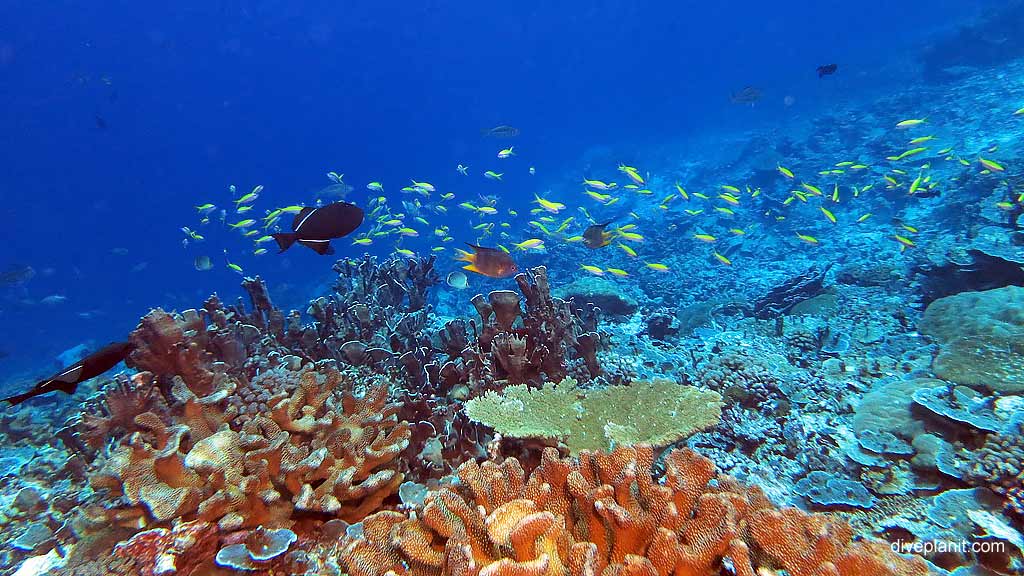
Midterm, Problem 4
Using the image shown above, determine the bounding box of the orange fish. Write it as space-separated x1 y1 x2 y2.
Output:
455 244 519 278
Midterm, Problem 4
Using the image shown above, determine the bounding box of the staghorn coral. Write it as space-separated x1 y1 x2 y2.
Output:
340 445 932 576
464 377 722 454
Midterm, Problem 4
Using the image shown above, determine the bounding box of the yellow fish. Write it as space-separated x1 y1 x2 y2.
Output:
893 235 916 248
606 268 629 277
979 157 1005 172
800 183 822 196
896 118 927 129
675 183 690 200
777 165 795 179
645 262 670 272
617 243 638 257
713 252 731 266
693 233 716 243
534 194 566 213
909 175 923 195
820 207 836 224
796 233 819 245
582 179 617 191
580 265 604 276
514 239 545 250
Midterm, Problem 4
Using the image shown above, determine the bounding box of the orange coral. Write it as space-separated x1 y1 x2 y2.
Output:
341 446 931 576
127 309 217 395
90 363 411 530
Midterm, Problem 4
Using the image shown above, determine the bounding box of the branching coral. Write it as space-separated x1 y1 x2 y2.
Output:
465 377 722 454
340 445 931 576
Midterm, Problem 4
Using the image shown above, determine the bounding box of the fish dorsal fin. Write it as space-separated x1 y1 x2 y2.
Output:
293 207 316 231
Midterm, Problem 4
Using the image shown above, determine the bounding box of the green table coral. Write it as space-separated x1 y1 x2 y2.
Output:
464 377 722 454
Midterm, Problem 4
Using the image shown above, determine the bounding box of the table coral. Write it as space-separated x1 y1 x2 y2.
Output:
340 445 931 576
464 377 722 454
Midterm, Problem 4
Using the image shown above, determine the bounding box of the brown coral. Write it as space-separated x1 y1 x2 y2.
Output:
90 363 411 529
341 445 931 576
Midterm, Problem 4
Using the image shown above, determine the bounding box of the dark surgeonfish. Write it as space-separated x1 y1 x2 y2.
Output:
730 86 761 105
481 125 520 138
582 222 614 249
0 265 35 287
272 201 364 255
817 63 838 78
454 244 518 278
2 341 133 406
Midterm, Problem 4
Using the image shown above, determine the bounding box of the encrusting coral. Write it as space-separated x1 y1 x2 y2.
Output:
340 444 931 576
464 377 723 454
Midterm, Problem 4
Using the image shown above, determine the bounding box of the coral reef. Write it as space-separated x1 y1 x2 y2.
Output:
84 358 410 532
464 377 722 454
340 445 931 576
552 275 639 316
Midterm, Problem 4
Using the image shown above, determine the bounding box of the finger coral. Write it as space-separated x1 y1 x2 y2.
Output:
340 445 930 576
465 377 722 454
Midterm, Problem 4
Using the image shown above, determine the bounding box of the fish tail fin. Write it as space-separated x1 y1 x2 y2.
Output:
454 248 474 264
2 391 32 406
272 233 298 253
462 264 482 274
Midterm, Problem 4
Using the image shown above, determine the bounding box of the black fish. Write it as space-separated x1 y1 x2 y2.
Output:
272 201 364 255
2 341 132 406
816 64 838 78
481 125 520 138
0 265 35 287
582 222 614 249
730 86 761 105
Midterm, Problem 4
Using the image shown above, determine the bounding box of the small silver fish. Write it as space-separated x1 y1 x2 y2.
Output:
446 271 469 290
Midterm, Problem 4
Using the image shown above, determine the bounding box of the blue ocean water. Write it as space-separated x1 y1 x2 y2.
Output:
2 3 1024 574
0 0 994 378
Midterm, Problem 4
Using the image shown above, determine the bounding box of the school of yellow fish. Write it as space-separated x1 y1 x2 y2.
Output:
184 110 1021 278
